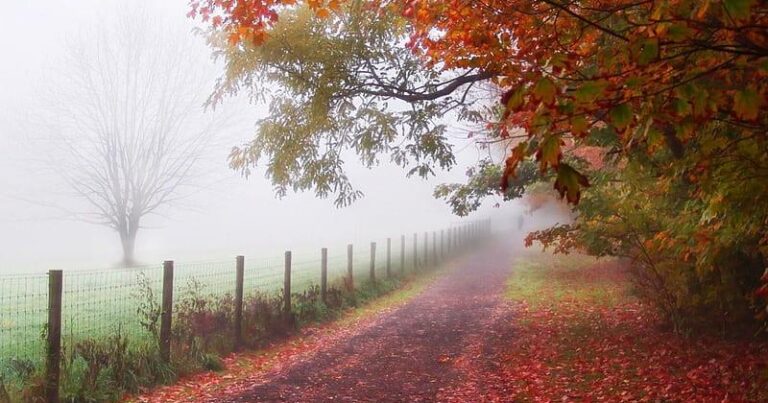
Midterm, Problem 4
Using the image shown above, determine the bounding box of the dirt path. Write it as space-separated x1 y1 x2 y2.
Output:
212 240 519 402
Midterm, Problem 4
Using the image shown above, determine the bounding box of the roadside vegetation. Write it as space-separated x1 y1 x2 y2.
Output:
0 270 435 402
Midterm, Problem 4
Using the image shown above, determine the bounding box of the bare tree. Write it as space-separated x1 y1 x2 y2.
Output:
40 8 225 265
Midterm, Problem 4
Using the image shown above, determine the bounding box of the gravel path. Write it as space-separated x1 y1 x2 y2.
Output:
215 240 519 402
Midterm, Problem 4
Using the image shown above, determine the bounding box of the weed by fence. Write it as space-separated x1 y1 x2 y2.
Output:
0 219 491 402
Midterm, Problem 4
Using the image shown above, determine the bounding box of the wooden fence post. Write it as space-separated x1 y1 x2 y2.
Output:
370 242 376 282
440 229 445 260
400 235 405 275
284 251 292 321
347 244 354 290
413 233 418 271
160 261 174 363
455 227 460 249
234 256 245 351
321 248 328 304
46 270 62 403
433 232 437 265
386 238 391 278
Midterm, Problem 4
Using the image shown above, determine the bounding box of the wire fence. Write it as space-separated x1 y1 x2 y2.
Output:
0 220 490 388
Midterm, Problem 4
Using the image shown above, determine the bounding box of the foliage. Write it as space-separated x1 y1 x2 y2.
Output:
241 291 289 348
204 1 491 206
171 278 236 374
527 125 767 332
434 159 539 216
191 0 768 331
59 332 173 402
133 272 162 337
193 0 767 201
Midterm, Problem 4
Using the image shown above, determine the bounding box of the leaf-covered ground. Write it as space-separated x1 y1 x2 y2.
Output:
469 252 768 402
129 242 767 402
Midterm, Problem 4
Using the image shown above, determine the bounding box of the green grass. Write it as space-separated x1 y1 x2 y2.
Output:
505 252 631 308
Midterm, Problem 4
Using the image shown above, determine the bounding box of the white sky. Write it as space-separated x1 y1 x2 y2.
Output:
0 0 521 273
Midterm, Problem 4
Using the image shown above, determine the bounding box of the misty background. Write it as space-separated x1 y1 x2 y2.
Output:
0 0 538 274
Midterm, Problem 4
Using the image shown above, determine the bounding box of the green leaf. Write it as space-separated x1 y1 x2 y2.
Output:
553 163 590 204
504 86 526 112
574 80 607 105
667 23 692 42
571 115 588 136
734 88 761 120
610 104 632 130
723 0 755 21
635 38 659 66
533 77 557 105
673 98 692 117
535 134 562 171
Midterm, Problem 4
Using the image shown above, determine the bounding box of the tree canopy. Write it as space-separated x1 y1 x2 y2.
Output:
206 2 490 206
191 0 768 330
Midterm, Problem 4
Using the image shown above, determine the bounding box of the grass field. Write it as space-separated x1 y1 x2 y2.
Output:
0 240 421 381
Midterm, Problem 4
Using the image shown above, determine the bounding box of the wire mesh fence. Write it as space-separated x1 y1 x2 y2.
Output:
61 266 164 349
0 273 48 380
0 220 490 395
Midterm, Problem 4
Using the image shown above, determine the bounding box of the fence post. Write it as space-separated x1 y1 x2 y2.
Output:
386 238 391 278
160 261 174 363
234 255 245 351
413 233 418 271
370 242 376 282
284 251 292 321
46 270 62 403
400 235 405 275
321 248 328 304
455 227 460 249
347 244 354 290
441 229 445 261
433 232 438 265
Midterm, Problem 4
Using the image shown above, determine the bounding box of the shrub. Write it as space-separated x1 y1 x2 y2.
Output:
171 278 235 374
56 329 173 402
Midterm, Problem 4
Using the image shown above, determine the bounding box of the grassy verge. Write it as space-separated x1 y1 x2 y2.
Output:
505 252 632 308
499 251 767 401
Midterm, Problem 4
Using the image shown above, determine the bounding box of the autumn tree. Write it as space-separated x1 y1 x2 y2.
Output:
205 1 494 206
192 0 768 328
45 10 224 265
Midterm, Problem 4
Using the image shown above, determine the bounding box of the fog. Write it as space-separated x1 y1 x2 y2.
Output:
0 0 535 274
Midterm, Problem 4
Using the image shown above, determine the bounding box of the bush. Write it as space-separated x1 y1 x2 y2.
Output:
171 278 235 374
59 331 172 402
528 136 767 335
241 291 287 349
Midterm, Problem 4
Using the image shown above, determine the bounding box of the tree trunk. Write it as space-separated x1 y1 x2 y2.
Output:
120 234 136 267
119 222 139 266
